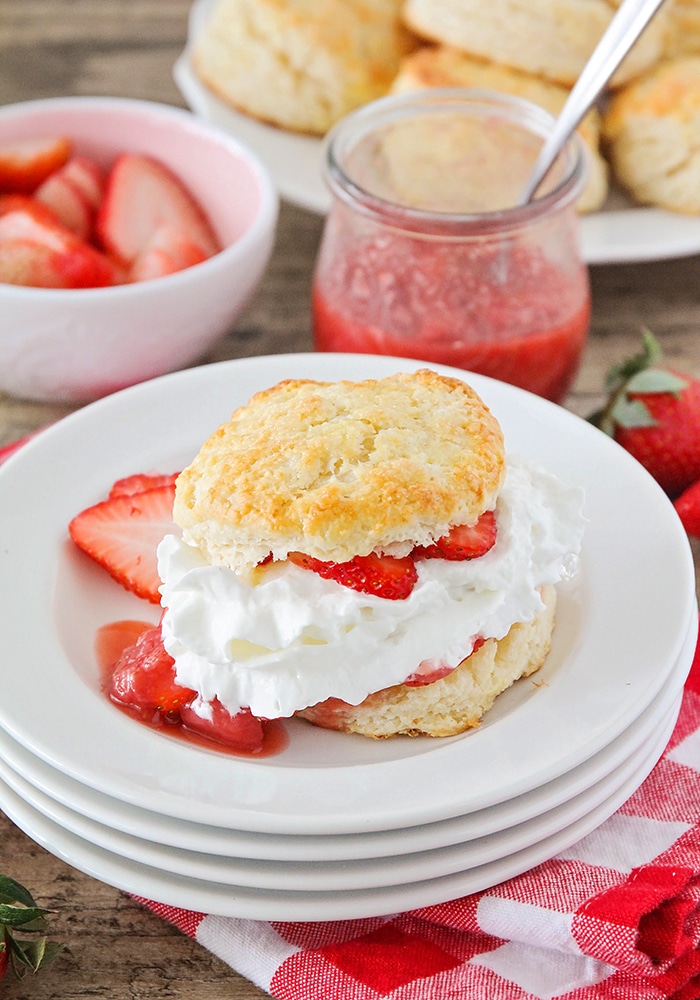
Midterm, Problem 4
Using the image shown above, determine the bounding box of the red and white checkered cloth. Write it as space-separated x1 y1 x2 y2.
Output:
133 625 700 1000
4 435 700 999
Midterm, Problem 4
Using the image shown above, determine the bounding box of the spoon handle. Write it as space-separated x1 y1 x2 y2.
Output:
520 0 667 204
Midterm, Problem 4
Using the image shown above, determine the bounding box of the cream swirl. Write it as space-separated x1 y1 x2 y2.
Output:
158 457 584 720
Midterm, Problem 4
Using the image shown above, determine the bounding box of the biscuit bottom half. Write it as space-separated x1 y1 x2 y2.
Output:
297 585 556 739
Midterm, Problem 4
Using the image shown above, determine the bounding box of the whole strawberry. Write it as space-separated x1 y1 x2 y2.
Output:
0 874 62 981
589 330 700 497
674 479 700 538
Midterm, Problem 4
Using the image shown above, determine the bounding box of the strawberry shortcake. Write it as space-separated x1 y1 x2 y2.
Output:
153 369 584 740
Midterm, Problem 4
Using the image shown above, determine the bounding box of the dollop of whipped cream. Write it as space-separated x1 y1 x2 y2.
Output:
158 457 585 720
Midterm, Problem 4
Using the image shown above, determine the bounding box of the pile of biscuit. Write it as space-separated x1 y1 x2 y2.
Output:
192 0 700 215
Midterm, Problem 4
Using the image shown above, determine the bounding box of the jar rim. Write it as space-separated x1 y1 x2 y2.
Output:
323 88 587 236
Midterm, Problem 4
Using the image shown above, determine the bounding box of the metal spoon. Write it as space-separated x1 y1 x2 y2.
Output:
520 0 668 204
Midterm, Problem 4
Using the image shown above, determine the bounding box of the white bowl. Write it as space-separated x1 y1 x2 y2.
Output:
0 97 278 403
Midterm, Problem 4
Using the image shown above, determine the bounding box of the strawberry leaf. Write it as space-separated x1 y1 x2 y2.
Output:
0 875 35 907
625 368 688 395
7 936 62 975
605 328 661 391
610 395 657 429
0 874 63 980
0 904 48 927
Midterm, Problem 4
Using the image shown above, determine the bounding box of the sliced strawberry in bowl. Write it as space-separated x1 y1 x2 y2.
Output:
59 155 105 210
0 193 61 225
289 550 418 600
34 170 93 240
0 207 121 288
68 482 176 604
128 224 209 282
0 135 72 193
0 240 72 288
96 153 220 265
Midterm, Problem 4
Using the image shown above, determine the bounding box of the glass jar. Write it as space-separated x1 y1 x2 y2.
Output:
312 89 590 402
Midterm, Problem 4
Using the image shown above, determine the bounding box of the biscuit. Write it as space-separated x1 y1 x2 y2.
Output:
602 56 700 214
665 0 700 57
299 585 557 737
191 0 416 135
174 370 506 572
401 0 670 89
391 45 609 213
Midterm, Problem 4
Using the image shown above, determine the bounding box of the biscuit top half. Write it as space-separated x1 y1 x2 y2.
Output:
173 369 506 571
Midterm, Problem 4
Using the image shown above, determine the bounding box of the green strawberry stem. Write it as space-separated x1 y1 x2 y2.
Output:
0 874 62 980
589 329 688 436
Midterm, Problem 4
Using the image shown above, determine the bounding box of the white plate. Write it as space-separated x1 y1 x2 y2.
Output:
174 0 700 266
0 354 695 835
1 610 694 862
0 354 695 832
0 694 680 892
0 716 677 920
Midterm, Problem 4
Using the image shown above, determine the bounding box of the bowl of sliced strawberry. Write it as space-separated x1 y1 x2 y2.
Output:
0 96 278 403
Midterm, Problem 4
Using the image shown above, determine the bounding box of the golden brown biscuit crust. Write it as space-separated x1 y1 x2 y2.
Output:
174 369 506 571
191 0 416 136
602 56 700 214
401 0 669 89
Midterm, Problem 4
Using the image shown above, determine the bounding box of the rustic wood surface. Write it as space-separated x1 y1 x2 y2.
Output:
1 2 699 997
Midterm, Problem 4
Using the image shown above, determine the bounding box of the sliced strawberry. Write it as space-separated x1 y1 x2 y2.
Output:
109 471 179 498
96 153 220 265
68 483 176 603
289 550 418 600
179 699 264 753
60 156 105 210
0 136 72 193
404 637 486 686
403 661 456 687
129 224 209 282
35 171 93 239
0 240 72 288
110 625 195 714
0 208 120 288
414 511 497 561
95 619 153 676
0 192 60 225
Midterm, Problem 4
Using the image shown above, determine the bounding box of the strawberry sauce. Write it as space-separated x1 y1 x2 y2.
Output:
95 620 288 758
312 238 590 403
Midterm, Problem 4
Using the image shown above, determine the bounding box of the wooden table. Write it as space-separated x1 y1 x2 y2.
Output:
1 4 699 997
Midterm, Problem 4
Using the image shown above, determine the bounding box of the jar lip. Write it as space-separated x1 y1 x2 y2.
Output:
323 87 587 234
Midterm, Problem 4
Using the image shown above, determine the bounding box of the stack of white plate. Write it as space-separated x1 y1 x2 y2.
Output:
0 355 696 921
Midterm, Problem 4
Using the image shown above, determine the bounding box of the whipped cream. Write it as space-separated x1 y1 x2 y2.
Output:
158 457 585 720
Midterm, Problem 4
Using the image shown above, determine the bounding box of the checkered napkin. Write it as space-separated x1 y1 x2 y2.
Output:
131 626 700 1000
3 435 700 999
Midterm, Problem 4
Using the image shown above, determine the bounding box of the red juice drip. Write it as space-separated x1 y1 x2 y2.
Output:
95 620 289 759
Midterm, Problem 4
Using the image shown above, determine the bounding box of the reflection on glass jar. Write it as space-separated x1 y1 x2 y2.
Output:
312 89 591 403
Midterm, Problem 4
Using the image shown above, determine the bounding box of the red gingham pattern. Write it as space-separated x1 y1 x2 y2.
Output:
4 434 700 999
136 626 700 1000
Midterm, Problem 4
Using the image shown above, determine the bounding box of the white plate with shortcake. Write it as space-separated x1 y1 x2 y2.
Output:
0 352 696 918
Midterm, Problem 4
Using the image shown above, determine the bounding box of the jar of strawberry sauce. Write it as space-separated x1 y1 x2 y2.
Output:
312 89 590 402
